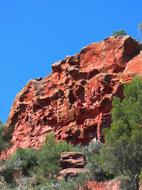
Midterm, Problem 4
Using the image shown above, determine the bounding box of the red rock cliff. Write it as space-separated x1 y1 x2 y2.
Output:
2 35 142 157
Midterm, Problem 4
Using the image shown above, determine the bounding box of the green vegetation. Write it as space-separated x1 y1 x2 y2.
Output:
0 133 81 189
0 77 142 189
0 122 13 152
5 148 37 176
34 174 89 190
112 30 127 37
100 77 142 190
138 22 142 31
34 132 74 182
138 22 142 42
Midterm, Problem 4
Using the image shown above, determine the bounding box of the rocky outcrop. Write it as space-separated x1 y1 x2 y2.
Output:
86 180 121 190
123 51 142 75
60 152 86 169
86 180 142 190
58 151 87 180
58 168 87 180
1 35 142 158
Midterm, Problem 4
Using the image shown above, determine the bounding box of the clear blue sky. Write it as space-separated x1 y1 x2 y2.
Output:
0 0 142 123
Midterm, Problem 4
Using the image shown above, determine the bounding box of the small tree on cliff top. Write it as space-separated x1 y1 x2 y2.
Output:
100 77 142 190
138 22 142 42
112 30 127 37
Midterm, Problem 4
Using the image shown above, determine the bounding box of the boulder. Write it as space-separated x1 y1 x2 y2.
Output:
58 168 87 180
60 152 86 169
58 151 87 180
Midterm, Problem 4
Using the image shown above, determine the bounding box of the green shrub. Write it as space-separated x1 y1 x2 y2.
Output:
1 132 98 189
0 122 8 152
0 121 14 152
112 30 127 37
36 132 73 180
82 141 113 181
116 175 132 190
100 77 142 190
36 174 89 190
5 148 37 176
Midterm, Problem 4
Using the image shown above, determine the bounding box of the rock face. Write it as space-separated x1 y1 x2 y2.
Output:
58 151 87 180
2 35 142 158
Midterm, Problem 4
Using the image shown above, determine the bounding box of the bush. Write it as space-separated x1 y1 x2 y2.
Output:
2 132 75 187
4 147 37 183
112 30 127 37
0 121 14 152
36 174 89 190
0 122 8 152
100 77 142 190
35 132 74 180
82 140 102 156
82 141 113 181
117 175 132 190
2 132 104 189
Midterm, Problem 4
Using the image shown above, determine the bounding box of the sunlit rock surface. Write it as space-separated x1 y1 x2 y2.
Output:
1 35 142 159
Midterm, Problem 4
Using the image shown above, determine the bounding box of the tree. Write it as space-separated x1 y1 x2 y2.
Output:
36 132 73 180
6 148 38 174
0 122 10 152
112 30 127 37
138 23 142 31
100 77 142 190
138 22 142 42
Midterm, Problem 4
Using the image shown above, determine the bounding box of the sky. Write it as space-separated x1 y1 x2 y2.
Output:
0 0 142 123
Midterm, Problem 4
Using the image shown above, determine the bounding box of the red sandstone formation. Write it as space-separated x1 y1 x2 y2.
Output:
58 152 86 180
1 35 142 158
86 180 142 190
60 152 86 169
86 180 121 190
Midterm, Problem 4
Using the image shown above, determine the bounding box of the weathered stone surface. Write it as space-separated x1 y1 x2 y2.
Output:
86 179 121 190
124 51 142 75
60 152 86 169
58 151 86 180
1 35 142 158
86 180 142 190
58 168 87 180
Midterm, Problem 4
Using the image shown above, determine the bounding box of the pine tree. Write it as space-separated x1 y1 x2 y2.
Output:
100 77 142 190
